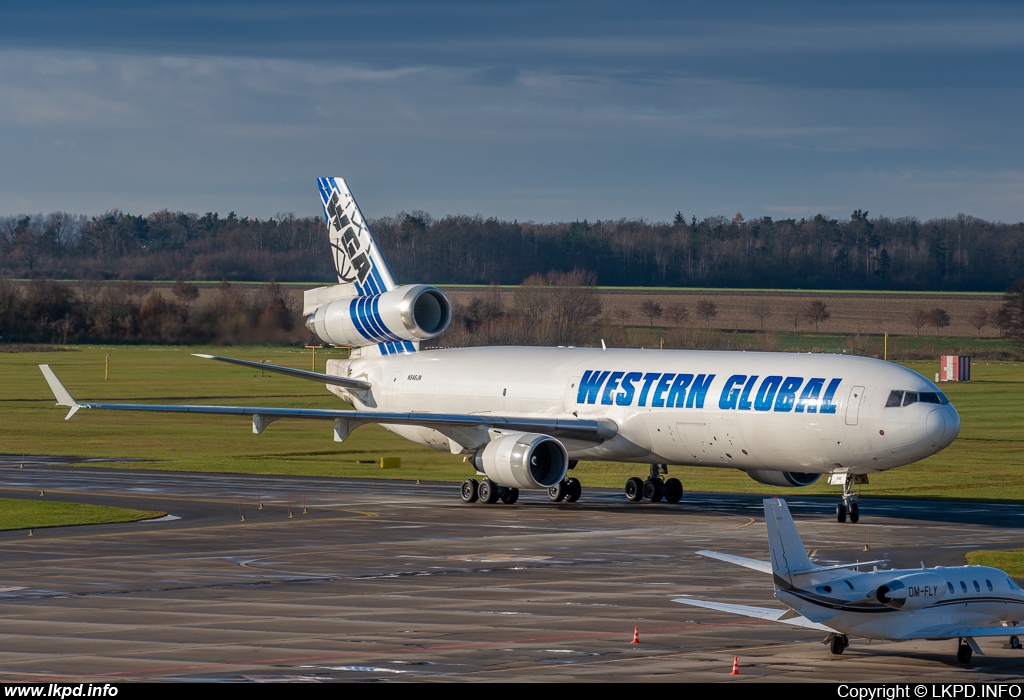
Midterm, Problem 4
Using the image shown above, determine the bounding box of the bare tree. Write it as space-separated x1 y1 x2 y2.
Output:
696 299 718 329
910 307 928 336
548 269 601 345
803 300 830 332
926 307 951 335
639 299 663 327
751 299 773 331
969 307 989 338
666 303 688 326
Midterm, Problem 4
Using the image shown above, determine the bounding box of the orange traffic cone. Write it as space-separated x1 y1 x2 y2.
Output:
730 656 739 675
631 626 640 643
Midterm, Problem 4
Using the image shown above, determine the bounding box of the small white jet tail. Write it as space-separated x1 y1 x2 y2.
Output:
764 498 814 581
317 177 397 296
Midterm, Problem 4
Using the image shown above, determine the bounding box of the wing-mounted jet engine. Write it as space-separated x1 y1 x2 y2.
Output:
463 432 571 505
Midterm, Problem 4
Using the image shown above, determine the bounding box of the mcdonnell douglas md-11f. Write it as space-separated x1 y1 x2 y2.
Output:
40 178 960 522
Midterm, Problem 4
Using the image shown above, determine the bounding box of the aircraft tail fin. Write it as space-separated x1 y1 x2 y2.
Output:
764 498 814 580
317 177 397 296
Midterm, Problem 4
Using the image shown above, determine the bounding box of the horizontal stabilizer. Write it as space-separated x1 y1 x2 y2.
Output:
192 354 371 392
672 597 834 632
696 550 773 575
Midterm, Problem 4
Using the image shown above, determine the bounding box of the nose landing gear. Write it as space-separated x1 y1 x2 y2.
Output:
829 472 866 523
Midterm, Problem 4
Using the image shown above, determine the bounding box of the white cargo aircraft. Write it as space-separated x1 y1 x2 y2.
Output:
674 498 1024 663
40 178 960 521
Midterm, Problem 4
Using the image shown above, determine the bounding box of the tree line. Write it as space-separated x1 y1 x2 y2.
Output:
1 208 1022 292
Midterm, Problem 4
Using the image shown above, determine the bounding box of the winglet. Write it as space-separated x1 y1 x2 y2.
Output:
38 365 82 420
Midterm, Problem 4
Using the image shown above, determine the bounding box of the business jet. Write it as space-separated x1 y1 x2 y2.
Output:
674 498 1024 663
39 178 960 522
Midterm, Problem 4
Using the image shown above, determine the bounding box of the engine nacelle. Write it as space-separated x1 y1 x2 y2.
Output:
745 470 821 487
875 572 947 610
472 433 568 489
305 284 451 347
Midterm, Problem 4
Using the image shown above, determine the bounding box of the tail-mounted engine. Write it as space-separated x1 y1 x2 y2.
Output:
305 283 451 348
472 433 569 490
745 470 821 487
875 572 947 610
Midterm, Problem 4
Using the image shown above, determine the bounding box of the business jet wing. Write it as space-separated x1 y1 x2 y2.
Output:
39 365 617 448
672 597 835 632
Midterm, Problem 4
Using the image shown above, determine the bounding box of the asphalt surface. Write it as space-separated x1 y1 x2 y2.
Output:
0 455 1023 682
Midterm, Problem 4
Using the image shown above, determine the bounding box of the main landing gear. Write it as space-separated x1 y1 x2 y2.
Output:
830 472 863 524
547 477 582 503
461 478 519 505
624 465 683 504
957 638 973 665
828 633 849 655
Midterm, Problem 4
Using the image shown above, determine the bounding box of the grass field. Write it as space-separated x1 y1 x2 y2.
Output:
3 344 1022 503
0 498 162 531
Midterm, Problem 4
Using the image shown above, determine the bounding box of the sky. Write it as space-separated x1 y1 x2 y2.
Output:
2 1 1023 224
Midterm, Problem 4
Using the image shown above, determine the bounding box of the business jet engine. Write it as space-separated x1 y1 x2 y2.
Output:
472 432 569 489
745 470 821 487
305 284 451 347
875 572 947 610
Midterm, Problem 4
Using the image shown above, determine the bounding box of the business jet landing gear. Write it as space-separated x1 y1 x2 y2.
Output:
624 465 683 504
828 634 849 655
830 472 862 524
1010 635 1021 650
462 478 519 505
957 638 973 664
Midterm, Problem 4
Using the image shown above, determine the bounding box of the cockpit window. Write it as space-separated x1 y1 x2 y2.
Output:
887 390 950 408
1008 578 1021 591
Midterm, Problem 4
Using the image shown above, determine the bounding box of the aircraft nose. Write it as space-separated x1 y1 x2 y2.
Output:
926 409 945 445
926 405 961 447
944 404 961 444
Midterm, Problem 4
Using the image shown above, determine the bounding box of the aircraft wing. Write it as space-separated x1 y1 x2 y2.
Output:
696 550 773 575
39 365 617 448
672 597 835 632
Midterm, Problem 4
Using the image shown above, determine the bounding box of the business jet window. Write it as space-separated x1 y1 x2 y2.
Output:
974 580 981 592
961 581 968 593
987 580 993 591
947 582 954 594
1008 578 1021 591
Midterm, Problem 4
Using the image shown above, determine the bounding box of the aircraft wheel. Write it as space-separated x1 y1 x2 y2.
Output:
957 641 972 664
479 479 500 504
643 478 664 502
624 477 644 502
829 635 847 655
460 478 479 503
836 503 847 523
564 478 582 503
849 502 860 524
1011 635 1021 649
664 478 683 504
500 487 519 505
548 481 567 502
